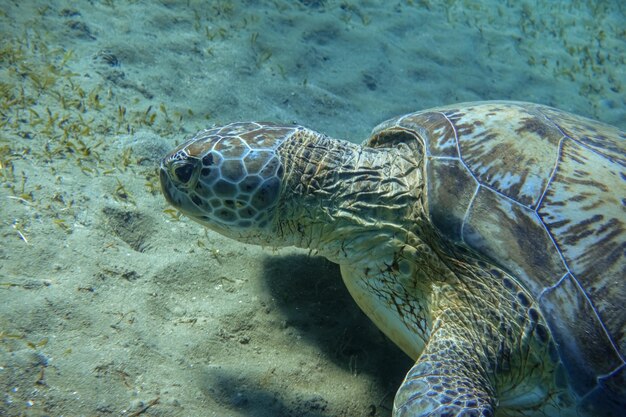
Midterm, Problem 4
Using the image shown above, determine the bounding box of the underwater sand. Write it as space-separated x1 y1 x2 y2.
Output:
0 1 624 416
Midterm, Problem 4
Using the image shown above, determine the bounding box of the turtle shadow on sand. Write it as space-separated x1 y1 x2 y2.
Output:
260 254 411 382
203 254 412 417
200 369 336 417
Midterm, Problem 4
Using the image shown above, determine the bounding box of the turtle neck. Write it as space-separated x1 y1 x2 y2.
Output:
276 130 424 264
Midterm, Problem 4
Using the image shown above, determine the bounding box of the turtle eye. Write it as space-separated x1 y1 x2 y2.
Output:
173 162 194 184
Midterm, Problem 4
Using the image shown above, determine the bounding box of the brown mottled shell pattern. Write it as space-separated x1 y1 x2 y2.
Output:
366 101 625 401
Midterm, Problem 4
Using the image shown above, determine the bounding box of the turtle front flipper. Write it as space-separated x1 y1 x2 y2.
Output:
390 252 570 417
393 322 496 417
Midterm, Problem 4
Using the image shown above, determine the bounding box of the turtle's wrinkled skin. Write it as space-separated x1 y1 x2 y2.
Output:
160 101 625 417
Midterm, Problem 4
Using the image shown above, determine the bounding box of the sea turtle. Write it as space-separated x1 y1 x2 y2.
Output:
159 101 625 417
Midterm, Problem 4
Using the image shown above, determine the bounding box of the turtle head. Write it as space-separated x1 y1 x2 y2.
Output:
161 121 420 257
160 122 304 244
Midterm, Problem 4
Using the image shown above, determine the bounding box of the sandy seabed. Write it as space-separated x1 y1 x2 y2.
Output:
1 1 624 416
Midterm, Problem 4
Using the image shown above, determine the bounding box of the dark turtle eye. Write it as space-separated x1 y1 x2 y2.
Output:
174 163 194 184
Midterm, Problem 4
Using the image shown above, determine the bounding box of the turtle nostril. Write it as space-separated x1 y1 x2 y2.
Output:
174 163 194 184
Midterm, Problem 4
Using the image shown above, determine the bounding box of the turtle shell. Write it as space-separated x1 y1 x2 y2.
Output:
365 101 625 410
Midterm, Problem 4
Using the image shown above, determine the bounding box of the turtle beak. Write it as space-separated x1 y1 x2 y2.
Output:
159 165 176 206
